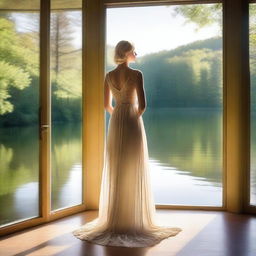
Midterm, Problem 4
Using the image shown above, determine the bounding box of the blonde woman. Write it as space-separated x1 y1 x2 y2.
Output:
72 40 182 247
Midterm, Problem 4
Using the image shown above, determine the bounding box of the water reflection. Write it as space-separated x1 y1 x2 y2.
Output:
0 123 82 226
150 159 222 206
0 108 225 226
144 108 223 184
51 123 82 210
0 126 39 226
144 108 223 206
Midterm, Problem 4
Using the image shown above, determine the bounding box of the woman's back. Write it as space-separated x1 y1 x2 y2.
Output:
108 67 138 91
107 68 139 106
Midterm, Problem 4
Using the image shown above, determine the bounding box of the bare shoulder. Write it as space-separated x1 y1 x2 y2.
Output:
131 69 143 85
129 68 142 75
105 71 110 79
105 70 116 80
106 70 113 76
128 69 142 83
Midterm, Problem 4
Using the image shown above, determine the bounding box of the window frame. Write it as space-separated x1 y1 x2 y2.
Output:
0 0 254 237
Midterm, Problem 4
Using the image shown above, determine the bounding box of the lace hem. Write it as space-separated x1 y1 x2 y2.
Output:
72 219 182 248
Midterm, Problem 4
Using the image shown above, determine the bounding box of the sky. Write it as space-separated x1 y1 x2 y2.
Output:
106 5 221 57
12 4 221 57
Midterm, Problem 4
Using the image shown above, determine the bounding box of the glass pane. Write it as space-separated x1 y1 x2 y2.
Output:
50 4 82 211
0 3 40 226
0 0 81 10
250 4 256 206
106 4 223 206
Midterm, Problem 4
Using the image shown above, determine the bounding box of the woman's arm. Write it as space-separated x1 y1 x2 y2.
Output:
135 71 146 117
104 74 114 115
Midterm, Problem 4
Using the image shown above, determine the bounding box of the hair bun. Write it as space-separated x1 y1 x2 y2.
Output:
114 40 135 64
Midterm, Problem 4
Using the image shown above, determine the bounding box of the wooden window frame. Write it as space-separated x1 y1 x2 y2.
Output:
0 0 254 237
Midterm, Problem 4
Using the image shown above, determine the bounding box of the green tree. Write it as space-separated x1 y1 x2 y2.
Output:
50 11 82 99
132 43 222 108
172 4 222 31
0 17 36 115
173 4 256 110
0 12 83 126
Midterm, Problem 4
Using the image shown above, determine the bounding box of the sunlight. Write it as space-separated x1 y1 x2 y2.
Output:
148 213 217 255
107 5 220 56
0 223 78 255
26 245 73 256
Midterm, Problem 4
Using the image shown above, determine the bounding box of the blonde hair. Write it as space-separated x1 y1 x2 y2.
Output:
114 40 135 64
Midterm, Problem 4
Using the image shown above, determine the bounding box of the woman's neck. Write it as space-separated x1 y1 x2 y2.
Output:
117 62 129 68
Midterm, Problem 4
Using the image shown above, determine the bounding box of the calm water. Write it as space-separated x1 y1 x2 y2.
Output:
1 108 253 227
144 108 223 206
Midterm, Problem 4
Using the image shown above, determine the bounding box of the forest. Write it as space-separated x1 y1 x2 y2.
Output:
0 4 256 127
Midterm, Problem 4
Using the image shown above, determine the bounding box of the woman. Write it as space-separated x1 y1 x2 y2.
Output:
72 40 182 247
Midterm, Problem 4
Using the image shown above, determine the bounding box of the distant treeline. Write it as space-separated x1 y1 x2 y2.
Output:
132 37 223 108
0 13 255 127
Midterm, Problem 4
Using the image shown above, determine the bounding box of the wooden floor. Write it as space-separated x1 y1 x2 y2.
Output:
0 209 256 256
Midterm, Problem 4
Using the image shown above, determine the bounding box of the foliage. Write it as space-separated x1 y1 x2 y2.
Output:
50 11 82 99
172 4 256 110
0 12 82 126
0 61 31 114
172 4 222 30
128 37 223 108
0 17 35 115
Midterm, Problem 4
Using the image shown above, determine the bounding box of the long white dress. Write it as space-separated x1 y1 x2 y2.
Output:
72 71 182 247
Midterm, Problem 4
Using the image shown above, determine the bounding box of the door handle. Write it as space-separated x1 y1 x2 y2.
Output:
41 124 49 129
38 107 50 140
40 124 49 140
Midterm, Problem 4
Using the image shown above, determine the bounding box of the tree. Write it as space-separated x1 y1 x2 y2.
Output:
50 11 82 99
172 4 256 110
0 17 35 115
172 4 222 31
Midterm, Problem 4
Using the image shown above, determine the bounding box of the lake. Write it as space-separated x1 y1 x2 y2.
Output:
1 108 253 227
